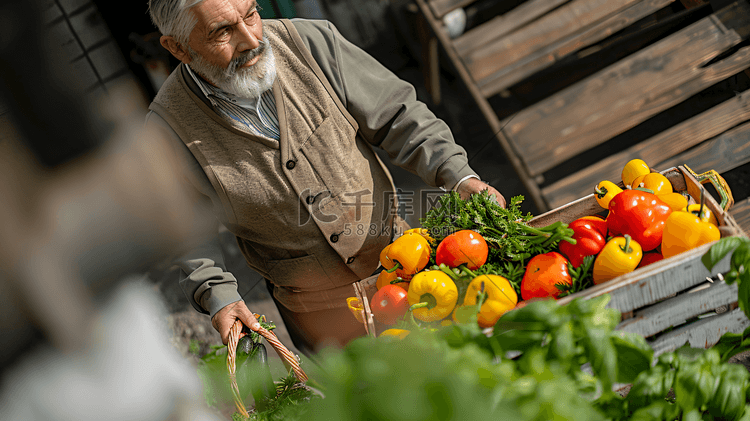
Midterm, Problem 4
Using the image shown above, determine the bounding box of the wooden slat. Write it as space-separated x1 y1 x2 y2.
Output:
648 308 750 356
541 90 750 208
502 1 750 177
452 0 569 58
559 243 732 313
617 280 739 339
657 120 750 174
459 0 640 84
680 0 708 7
427 0 477 19
730 197 750 236
413 0 549 211
476 0 676 98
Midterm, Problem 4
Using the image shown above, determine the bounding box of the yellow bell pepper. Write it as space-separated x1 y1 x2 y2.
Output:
593 235 643 285
379 232 431 279
594 180 623 209
684 203 718 226
621 159 650 187
407 270 458 322
404 227 436 246
457 274 517 328
378 328 410 339
661 209 720 259
631 172 673 195
659 192 689 212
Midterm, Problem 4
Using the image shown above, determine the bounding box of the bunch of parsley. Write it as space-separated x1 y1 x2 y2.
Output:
420 191 575 290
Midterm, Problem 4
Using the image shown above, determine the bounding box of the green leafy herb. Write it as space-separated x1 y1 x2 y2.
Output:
421 192 574 262
557 255 596 297
702 237 750 319
420 191 575 295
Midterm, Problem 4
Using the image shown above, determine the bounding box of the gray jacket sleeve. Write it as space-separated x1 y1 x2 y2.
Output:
291 19 479 190
144 111 242 317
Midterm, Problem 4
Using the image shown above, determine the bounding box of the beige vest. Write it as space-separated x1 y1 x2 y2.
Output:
150 20 403 312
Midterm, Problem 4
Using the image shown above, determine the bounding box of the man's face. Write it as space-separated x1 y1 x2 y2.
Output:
184 0 275 97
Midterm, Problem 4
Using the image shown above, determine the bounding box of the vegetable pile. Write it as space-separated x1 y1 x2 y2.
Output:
359 159 728 333
364 191 579 332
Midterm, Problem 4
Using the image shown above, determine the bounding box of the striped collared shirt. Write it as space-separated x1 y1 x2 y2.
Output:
186 65 280 140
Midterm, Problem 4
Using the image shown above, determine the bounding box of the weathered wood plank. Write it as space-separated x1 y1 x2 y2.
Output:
679 0 708 8
453 0 569 58
730 197 750 237
461 0 640 83
502 1 750 177
648 308 750 356
427 0 476 19
657 120 750 175
413 0 550 211
541 90 750 208
495 2 712 107
561 244 731 313
476 0 676 98
617 280 739 339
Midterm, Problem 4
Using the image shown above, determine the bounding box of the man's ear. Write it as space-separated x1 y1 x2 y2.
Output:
160 35 191 64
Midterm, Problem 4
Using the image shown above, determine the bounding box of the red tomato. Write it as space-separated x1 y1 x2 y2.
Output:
521 252 572 300
370 284 409 325
435 230 488 269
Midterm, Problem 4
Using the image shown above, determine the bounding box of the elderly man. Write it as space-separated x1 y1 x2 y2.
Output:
145 0 505 355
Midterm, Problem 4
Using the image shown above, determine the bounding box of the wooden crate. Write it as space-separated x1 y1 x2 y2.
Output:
413 0 750 214
353 166 747 354
550 165 747 356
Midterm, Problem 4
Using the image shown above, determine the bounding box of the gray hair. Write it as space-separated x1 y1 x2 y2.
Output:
148 0 205 45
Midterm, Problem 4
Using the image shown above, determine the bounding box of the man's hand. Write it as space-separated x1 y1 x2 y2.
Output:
456 178 506 208
211 300 260 345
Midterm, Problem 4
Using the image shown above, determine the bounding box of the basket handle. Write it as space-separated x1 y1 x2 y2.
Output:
227 319 308 417
683 165 734 212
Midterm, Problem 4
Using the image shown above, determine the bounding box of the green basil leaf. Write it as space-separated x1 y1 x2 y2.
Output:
610 331 654 383
732 242 750 274
707 364 749 421
714 331 743 362
703 237 744 271
674 343 705 363
550 321 576 362
628 399 678 421
627 365 675 412
492 329 547 353
583 326 617 392
674 358 715 411
495 299 558 326
737 405 750 421
682 408 703 421
738 269 750 321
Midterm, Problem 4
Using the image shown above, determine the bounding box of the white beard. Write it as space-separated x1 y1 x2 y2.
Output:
187 36 276 98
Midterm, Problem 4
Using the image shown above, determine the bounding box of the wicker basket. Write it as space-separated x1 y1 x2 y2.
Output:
226 319 308 417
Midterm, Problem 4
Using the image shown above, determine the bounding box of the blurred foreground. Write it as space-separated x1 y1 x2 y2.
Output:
0 2 219 419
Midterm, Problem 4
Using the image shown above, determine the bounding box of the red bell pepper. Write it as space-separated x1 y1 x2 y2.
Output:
607 188 672 252
558 216 608 268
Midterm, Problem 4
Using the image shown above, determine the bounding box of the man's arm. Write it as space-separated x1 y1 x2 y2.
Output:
291 19 505 206
145 110 260 343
